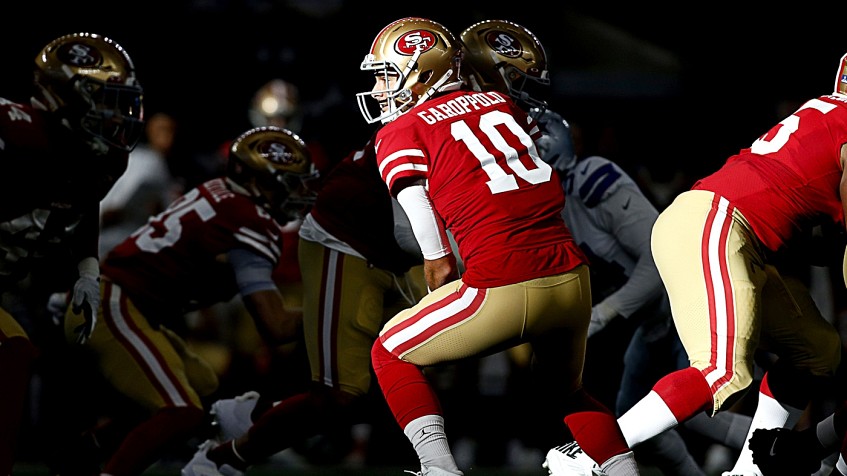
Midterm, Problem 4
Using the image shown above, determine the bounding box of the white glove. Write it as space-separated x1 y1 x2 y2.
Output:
47 292 70 326
71 257 100 344
587 301 618 338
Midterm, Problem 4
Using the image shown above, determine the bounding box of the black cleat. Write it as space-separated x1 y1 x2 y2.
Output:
749 427 823 476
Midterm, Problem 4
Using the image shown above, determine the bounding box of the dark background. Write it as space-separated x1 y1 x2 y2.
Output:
2 0 843 192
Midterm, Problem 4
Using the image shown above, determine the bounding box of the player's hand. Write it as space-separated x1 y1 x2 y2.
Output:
533 109 576 171
47 292 70 326
587 301 617 338
71 258 100 344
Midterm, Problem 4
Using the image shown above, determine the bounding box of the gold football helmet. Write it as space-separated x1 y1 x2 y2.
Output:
228 126 318 222
461 20 550 111
248 78 303 132
357 17 464 124
835 52 847 97
33 32 144 155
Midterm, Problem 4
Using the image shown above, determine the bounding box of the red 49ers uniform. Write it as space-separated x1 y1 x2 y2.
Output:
74 177 286 412
0 96 127 474
694 95 847 252
377 89 584 288
56 176 288 475
308 130 421 274
299 130 425 397
103 177 285 318
619 95 847 452
370 89 622 457
0 97 127 295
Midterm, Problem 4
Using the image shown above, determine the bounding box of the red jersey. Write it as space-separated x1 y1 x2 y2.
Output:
309 131 421 275
693 95 847 252
102 178 286 318
375 89 586 288
0 97 127 288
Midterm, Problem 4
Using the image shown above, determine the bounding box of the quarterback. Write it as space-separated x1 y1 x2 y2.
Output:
359 17 638 476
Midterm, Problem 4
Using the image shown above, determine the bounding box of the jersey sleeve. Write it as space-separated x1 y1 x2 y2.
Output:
593 185 664 318
233 216 285 265
375 128 429 195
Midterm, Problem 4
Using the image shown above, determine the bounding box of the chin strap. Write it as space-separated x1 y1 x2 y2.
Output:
414 70 462 109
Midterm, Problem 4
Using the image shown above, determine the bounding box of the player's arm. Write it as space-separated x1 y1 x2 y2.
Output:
391 197 423 259
68 202 102 343
71 202 101 261
590 185 664 334
228 247 300 345
395 180 458 291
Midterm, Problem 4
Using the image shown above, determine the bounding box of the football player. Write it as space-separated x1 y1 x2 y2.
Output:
462 19 704 475
58 126 315 475
0 32 144 475
562 51 847 476
461 19 760 476
746 52 847 476
180 126 428 475
359 17 638 476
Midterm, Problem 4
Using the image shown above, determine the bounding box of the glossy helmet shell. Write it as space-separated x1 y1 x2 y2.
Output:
357 17 463 124
248 78 303 132
461 19 550 110
228 126 317 222
835 52 847 98
34 32 144 154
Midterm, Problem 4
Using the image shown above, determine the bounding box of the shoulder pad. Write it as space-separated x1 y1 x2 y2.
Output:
0 99 50 152
567 156 636 207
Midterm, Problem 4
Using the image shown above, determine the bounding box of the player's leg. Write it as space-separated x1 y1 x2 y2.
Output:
190 239 400 472
618 191 763 452
0 309 37 476
67 280 206 476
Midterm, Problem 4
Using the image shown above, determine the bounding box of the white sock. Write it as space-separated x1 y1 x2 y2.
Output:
618 391 680 447
728 391 803 474
403 415 461 474
817 413 841 451
836 453 847 475
601 450 641 476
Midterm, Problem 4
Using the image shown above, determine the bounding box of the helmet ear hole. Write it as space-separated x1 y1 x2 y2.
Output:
418 70 433 84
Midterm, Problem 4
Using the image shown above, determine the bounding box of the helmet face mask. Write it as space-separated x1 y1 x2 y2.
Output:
77 77 145 153
34 32 144 155
357 17 463 124
461 20 550 112
228 126 318 223
499 62 550 109
359 59 415 124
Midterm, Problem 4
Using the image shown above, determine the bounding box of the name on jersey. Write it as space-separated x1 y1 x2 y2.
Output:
416 91 507 125
206 178 236 202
